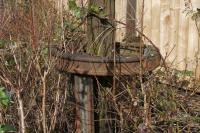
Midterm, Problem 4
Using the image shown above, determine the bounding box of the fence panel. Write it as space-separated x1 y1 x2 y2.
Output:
137 0 200 77
61 0 200 77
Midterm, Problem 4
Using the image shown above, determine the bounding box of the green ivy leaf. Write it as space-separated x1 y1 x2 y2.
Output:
0 87 10 107
41 47 48 56
88 4 106 17
74 9 81 18
89 4 100 14
5 56 15 67
0 39 14 48
175 70 194 77
0 40 9 48
0 124 16 133
68 0 106 19
68 0 81 18
68 0 78 11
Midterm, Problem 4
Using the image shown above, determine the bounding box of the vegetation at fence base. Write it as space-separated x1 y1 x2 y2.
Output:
0 87 16 133
0 0 200 132
68 0 117 56
0 125 16 133
0 87 10 107
68 0 106 19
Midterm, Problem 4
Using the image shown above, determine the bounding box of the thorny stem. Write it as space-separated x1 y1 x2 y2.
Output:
42 77 47 133
139 0 150 128
12 41 26 133
36 57 50 133
0 76 26 133
17 90 25 133
49 74 61 132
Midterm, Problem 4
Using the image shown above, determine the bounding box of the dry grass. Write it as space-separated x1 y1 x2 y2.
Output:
0 0 200 133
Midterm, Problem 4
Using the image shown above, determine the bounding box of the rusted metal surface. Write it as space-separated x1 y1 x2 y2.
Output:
74 75 94 133
50 46 161 76
51 44 161 132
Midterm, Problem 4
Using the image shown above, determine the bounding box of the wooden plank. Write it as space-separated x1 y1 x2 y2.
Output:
187 19 198 71
126 0 137 40
143 0 152 41
115 0 127 42
151 0 160 48
62 0 200 77
74 75 94 133
160 0 170 57
167 0 180 67
176 0 189 70
103 0 115 54
87 0 115 56
191 0 200 77
115 0 141 56
136 0 144 35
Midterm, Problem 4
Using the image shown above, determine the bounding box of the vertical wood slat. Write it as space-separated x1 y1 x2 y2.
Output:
176 0 189 70
192 0 200 77
103 0 115 54
137 0 200 76
151 0 160 48
167 0 180 67
115 0 137 42
136 0 142 33
160 0 170 57
126 0 136 39
143 0 152 39
115 0 127 42
74 75 94 133
87 0 115 56
187 19 198 71
63 0 200 76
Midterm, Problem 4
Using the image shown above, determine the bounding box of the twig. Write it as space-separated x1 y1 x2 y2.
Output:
16 89 25 133
139 0 150 128
49 74 61 132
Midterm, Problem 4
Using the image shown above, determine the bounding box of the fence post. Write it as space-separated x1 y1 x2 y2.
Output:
0 0 4 24
74 75 94 133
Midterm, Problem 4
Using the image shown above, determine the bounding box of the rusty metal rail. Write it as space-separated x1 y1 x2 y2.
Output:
50 45 161 133
50 46 161 76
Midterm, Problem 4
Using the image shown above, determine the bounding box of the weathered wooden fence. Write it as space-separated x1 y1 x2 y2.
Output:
137 0 200 77
60 0 200 77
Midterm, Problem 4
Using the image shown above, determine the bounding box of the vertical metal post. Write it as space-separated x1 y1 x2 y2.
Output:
74 75 94 133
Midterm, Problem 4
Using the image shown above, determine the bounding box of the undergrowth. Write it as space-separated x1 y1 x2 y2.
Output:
0 0 200 133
